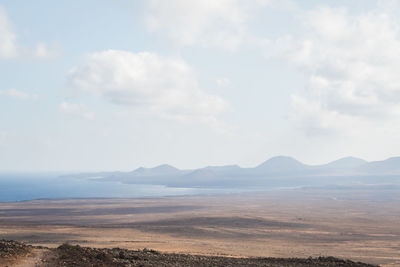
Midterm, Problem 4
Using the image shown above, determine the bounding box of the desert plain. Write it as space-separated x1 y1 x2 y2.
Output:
0 187 399 266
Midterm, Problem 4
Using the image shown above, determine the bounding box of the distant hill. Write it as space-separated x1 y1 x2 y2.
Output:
62 155 400 188
184 165 242 178
319 157 367 170
254 156 309 173
359 157 400 174
130 164 184 176
202 165 241 172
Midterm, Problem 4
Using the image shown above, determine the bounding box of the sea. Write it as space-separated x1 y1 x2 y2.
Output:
0 173 260 202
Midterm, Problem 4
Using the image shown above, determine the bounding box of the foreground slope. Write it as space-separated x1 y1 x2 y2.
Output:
0 240 376 267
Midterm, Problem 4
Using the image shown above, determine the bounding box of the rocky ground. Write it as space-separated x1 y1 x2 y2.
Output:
0 239 32 266
0 240 378 267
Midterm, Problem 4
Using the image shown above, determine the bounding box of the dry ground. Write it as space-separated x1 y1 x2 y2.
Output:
0 188 400 266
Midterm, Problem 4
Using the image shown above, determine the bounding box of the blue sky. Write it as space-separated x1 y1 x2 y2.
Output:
1 0 399 171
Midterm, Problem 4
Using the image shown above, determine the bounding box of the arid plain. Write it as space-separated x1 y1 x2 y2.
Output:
1 188 399 266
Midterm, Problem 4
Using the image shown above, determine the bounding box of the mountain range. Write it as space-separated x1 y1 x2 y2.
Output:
64 156 400 188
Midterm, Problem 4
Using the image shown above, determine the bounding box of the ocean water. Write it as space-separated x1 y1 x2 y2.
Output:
0 173 257 202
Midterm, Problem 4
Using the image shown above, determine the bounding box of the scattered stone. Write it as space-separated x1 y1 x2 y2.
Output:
0 239 31 259
0 239 32 265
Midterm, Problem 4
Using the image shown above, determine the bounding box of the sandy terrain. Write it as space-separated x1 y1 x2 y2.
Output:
0 188 400 266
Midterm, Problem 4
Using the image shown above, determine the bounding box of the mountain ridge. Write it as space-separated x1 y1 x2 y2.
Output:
124 156 377 173
63 156 400 188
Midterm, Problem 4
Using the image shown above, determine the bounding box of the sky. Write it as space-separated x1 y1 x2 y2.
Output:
1 0 400 172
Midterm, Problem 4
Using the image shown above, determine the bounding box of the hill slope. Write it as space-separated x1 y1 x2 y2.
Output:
0 240 377 267
255 156 309 173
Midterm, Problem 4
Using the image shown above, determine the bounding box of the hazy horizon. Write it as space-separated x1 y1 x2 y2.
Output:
0 154 398 173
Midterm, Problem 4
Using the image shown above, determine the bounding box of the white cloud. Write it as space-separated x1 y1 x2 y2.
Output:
216 77 232 87
0 5 57 59
32 42 59 59
59 102 94 120
67 50 228 126
0 5 17 58
267 6 400 136
0 88 38 100
290 95 366 137
144 0 270 50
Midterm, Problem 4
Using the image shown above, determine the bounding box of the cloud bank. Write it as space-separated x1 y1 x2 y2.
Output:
266 6 400 137
144 0 269 50
68 50 228 125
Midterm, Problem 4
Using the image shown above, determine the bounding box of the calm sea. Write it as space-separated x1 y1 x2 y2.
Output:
0 173 258 202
